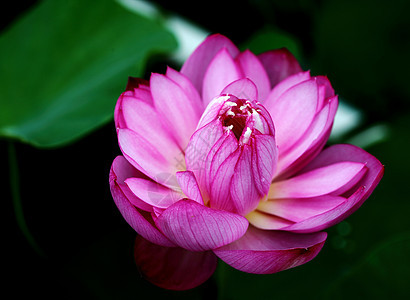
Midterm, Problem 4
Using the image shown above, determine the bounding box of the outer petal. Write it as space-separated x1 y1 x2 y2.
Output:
266 79 319 153
165 67 204 115
176 171 204 205
109 156 175 247
213 226 327 274
263 71 310 107
235 50 271 101
117 129 182 188
181 33 240 94
134 235 217 291
150 73 201 149
155 199 249 251
280 144 384 233
257 195 347 223
270 161 367 199
275 96 338 178
125 178 183 209
258 48 302 88
120 96 182 160
202 48 243 106
246 211 295 230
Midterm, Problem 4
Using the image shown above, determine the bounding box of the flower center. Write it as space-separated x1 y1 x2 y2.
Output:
220 97 255 142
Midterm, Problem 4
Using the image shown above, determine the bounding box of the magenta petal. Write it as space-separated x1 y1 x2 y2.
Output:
275 97 338 177
185 119 226 198
257 195 347 223
235 50 271 101
258 48 303 88
181 33 240 94
117 129 181 187
213 226 327 274
263 71 311 107
125 178 183 209
252 134 278 196
271 161 367 199
150 73 201 149
246 210 295 230
209 149 241 212
221 78 258 101
202 48 243 106
134 235 217 290
229 145 259 215
109 156 175 247
280 144 384 232
166 67 204 115
155 199 249 251
280 191 363 233
176 171 204 205
120 96 181 158
266 79 318 154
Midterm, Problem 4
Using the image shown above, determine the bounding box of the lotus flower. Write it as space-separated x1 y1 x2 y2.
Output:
109 34 383 290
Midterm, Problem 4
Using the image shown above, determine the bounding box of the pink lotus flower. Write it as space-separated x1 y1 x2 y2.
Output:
109 34 383 290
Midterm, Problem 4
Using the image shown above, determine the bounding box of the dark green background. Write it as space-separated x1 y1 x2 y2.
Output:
2 0 409 299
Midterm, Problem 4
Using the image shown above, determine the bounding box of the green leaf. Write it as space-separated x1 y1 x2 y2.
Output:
323 233 410 299
0 0 177 148
241 26 301 60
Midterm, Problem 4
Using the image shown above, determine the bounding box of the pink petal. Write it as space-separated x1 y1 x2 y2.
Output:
280 190 365 233
209 149 241 212
257 195 347 223
227 135 278 216
258 48 303 88
115 86 154 129
185 119 226 199
150 73 201 149
165 67 204 115
252 134 278 196
263 71 310 107
229 145 260 215
117 129 182 187
155 199 249 251
114 94 126 129
202 48 243 106
194 94 229 130
109 156 175 247
120 96 182 160
246 211 295 230
213 226 327 274
316 76 335 102
181 33 240 94
134 235 217 290
280 144 384 233
235 50 271 101
176 171 204 205
221 78 258 101
275 96 338 177
270 161 367 199
110 155 152 211
266 79 319 153
125 177 183 209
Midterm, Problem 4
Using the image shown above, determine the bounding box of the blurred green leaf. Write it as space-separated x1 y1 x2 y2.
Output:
324 233 410 299
241 26 301 60
0 0 177 148
312 0 410 119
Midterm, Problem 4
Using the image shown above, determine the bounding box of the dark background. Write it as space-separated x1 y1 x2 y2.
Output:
3 0 410 299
